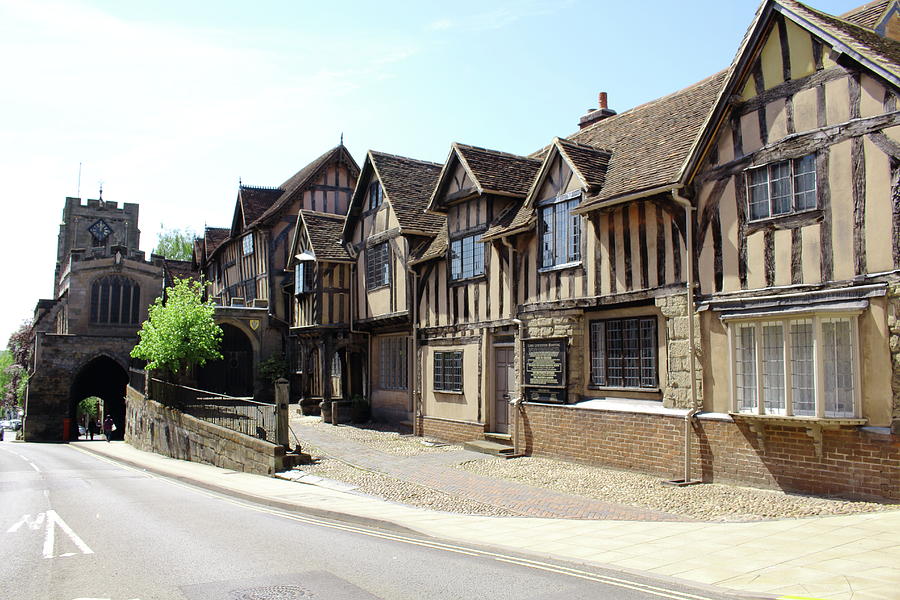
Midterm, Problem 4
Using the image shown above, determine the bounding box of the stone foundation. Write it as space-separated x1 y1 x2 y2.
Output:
889 282 900 425
126 385 285 475
656 294 703 409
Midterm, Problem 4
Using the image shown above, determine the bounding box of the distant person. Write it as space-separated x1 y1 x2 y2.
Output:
87 419 98 440
103 415 114 442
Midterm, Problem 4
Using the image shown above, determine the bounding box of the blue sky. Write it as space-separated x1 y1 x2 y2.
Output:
0 0 859 345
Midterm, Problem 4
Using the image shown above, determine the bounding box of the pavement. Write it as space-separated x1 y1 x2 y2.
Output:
66 438 900 600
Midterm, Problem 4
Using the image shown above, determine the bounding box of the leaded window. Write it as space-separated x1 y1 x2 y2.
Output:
589 317 657 388
450 234 484 281
380 337 408 390
434 351 462 392
294 262 314 294
747 154 816 220
366 242 390 289
540 196 581 268
90 275 140 325
731 316 857 418
242 233 254 256
368 181 383 211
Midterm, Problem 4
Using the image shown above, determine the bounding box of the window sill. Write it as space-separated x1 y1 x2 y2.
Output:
434 389 463 395
746 208 822 233
449 275 486 287
367 283 391 292
538 261 582 274
729 412 867 457
588 385 660 394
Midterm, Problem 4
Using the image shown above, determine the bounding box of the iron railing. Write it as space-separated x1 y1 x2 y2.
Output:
128 368 146 394
148 378 277 443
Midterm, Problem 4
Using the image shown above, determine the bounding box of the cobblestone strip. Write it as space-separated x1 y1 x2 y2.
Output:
293 422 690 521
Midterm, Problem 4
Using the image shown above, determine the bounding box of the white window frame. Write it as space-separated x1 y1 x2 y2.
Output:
380 336 408 390
294 262 313 295
242 233 254 256
728 313 861 419
746 153 817 221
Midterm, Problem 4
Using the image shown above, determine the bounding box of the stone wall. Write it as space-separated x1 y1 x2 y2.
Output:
518 402 900 501
125 385 285 475
655 294 703 409
889 282 900 427
522 308 585 402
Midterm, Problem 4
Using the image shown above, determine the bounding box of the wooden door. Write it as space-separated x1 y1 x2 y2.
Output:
493 347 515 433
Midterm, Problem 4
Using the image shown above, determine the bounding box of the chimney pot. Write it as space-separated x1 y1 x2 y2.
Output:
598 92 608 109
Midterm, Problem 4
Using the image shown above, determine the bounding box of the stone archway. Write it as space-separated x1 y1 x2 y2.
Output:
69 355 128 440
198 324 254 397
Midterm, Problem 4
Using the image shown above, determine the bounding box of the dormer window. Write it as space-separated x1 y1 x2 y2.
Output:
242 233 254 256
450 233 484 281
539 193 581 269
368 181 383 211
294 262 313 294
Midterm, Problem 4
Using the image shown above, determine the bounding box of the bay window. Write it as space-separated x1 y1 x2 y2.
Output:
730 315 858 418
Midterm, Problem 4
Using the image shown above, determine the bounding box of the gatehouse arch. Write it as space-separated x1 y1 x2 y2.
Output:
69 354 129 440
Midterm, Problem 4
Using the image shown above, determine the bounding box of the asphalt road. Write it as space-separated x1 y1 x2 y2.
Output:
0 440 735 600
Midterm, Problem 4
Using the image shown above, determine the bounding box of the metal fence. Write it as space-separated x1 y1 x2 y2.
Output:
128 368 146 394
148 378 277 443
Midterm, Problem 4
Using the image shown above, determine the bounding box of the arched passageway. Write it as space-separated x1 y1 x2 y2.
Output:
69 356 128 440
198 324 254 397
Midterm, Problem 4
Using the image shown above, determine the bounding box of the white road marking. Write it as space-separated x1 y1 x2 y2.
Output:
0 445 42 472
7 510 94 558
69 445 716 600
43 509 94 558
7 513 46 532
28 461 40 472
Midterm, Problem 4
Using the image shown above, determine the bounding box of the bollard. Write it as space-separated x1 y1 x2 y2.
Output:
274 378 290 448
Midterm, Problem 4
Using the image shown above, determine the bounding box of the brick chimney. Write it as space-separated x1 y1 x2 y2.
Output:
578 91 617 130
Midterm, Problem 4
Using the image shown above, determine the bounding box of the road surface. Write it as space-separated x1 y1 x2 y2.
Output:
0 440 735 600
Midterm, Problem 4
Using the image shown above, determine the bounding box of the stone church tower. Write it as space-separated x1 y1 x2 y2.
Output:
25 196 189 441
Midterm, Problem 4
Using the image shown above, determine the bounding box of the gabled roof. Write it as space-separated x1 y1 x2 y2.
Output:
786 0 900 79
204 227 230 256
297 210 351 263
409 226 448 266
681 0 900 183
842 0 891 29
255 145 359 227
232 186 282 235
343 150 444 240
427 143 541 212
481 137 612 241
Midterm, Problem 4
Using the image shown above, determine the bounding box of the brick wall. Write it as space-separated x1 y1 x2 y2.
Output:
126 385 285 475
517 403 900 501
418 415 485 443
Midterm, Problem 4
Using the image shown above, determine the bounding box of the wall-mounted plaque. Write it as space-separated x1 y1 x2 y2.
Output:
523 338 567 404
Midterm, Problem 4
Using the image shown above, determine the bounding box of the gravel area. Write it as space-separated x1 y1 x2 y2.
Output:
290 417 900 521
456 456 899 521
290 442 519 517
293 416 455 456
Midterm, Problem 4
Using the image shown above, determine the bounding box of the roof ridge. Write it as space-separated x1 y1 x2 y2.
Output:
240 184 283 191
453 142 542 162
370 149 443 167
557 137 613 155
300 209 346 220
575 68 730 137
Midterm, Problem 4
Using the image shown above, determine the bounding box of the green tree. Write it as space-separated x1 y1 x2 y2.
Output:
152 224 196 261
131 277 223 373
77 396 101 420
2 321 33 410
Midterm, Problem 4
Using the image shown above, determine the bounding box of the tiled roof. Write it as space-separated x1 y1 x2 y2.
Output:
556 137 611 191
574 70 728 210
239 186 282 227
300 211 350 261
369 151 445 234
410 226 447 265
787 0 900 76
252 145 357 227
454 143 542 197
482 201 531 241
841 0 890 28
203 226 230 259
163 259 198 286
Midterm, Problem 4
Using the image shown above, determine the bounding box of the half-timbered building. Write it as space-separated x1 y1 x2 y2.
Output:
198 145 359 398
341 151 443 423
404 0 900 500
411 143 541 441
